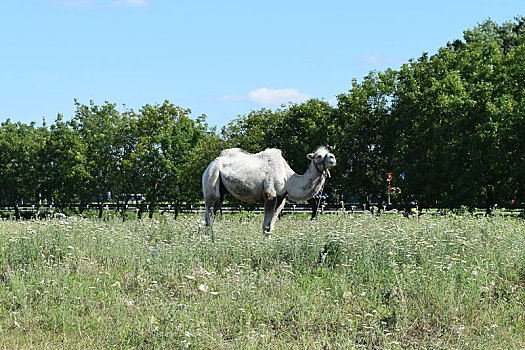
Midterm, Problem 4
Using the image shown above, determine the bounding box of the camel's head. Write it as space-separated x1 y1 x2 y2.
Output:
307 147 336 177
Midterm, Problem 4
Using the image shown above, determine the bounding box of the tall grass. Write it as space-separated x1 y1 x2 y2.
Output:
0 213 524 348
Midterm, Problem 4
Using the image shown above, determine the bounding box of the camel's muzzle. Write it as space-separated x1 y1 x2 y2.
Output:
315 153 336 178
325 154 336 168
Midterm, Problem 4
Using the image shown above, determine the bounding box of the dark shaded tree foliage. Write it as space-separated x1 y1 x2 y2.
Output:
44 115 89 212
0 121 42 219
276 99 337 217
335 70 397 210
390 16 525 212
0 17 524 217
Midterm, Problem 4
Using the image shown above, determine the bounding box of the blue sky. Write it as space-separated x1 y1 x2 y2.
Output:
1 1 523 128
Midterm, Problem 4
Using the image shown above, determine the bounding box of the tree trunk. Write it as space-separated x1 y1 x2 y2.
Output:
377 197 384 215
121 198 129 222
115 201 121 218
14 203 21 220
35 203 41 218
97 202 103 220
79 199 89 215
516 184 524 208
485 184 494 215
173 200 180 220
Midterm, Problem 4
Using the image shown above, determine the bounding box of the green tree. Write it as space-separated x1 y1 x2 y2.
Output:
275 99 336 216
335 70 397 210
221 108 283 152
31 122 50 215
393 51 467 209
111 109 141 220
72 100 121 218
43 115 89 212
463 16 525 55
178 130 226 211
132 101 206 218
505 43 525 205
275 99 335 170
0 121 42 219
162 111 208 218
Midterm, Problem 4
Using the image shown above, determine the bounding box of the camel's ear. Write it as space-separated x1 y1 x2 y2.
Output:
307 153 315 160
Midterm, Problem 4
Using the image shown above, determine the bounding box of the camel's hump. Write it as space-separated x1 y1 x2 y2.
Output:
219 148 282 158
259 148 282 157
219 148 250 157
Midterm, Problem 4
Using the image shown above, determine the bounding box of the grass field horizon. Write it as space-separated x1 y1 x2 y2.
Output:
1 213 524 349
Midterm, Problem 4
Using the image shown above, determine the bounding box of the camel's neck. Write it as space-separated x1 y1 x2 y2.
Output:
286 162 326 202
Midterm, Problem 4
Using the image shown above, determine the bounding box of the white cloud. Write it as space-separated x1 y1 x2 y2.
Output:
361 53 380 65
112 0 150 7
248 88 312 106
217 94 245 102
49 0 150 8
49 0 95 8
360 53 409 67
218 88 312 107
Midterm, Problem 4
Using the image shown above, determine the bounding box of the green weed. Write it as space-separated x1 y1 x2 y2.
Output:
0 214 523 348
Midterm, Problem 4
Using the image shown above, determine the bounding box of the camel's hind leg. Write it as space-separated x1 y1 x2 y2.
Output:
202 160 223 233
209 186 227 221
204 201 216 228
204 189 227 241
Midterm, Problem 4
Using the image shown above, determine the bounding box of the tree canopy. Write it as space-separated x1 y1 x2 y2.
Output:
0 17 524 216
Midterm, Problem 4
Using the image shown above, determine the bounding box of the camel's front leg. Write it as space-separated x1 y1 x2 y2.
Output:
262 184 279 236
263 197 277 236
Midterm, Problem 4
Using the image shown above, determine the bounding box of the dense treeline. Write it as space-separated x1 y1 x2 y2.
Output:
223 17 525 213
0 100 212 219
1 17 524 218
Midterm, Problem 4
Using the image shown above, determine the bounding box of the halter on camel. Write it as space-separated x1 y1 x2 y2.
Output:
314 154 332 178
313 154 330 215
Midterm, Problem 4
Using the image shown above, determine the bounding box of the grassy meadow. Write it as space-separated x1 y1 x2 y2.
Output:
0 212 524 349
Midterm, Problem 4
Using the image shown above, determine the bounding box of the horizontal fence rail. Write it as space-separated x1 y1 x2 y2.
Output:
1 204 523 217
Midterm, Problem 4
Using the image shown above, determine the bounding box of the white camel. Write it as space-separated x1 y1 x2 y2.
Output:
202 147 336 236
